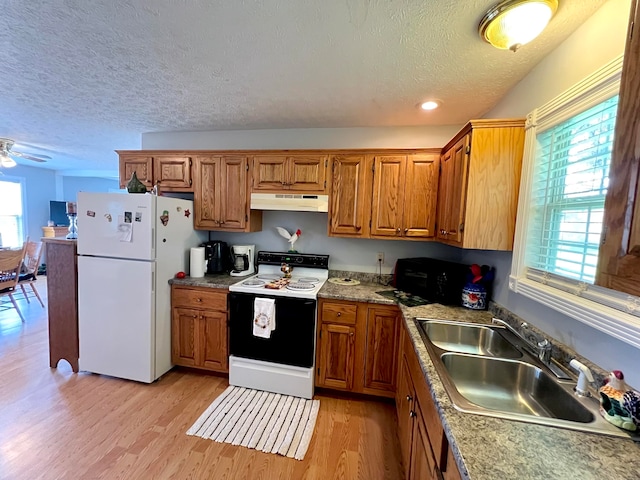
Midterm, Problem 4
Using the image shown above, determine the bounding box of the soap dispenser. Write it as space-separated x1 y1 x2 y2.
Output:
569 359 594 397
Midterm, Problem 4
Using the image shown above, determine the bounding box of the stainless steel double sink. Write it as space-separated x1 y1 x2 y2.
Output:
417 319 634 438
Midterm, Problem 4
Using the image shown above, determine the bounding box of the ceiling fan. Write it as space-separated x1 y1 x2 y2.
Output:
0 138 51 168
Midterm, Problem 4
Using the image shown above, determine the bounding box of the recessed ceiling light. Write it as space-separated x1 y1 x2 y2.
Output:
479 0 558 52
420 101 440 111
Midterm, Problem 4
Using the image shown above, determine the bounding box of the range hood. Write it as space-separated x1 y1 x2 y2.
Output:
250 193 329 212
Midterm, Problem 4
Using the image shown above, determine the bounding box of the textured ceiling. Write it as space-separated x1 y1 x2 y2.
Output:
0 0 608 176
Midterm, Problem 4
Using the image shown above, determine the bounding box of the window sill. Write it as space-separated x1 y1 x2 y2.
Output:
509 275 640 349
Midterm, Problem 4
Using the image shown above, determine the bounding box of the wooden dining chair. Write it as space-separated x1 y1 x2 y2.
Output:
17 240 45 308
0 243 28 322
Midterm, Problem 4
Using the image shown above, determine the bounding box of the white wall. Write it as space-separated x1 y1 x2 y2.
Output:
61 176 120 202
142 125 462 150
2 165 57 245
486 0 631 119
481 0 640 388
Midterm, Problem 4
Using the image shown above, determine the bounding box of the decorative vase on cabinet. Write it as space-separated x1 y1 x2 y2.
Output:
126 171 147 193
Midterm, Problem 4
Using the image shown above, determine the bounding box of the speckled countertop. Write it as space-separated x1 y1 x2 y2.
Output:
169 273 239 289
319 280 640 480
172 274 640 479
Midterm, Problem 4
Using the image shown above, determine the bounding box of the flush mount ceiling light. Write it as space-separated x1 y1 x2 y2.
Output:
420 100 440 111
0 152 17 168
479 0 558 52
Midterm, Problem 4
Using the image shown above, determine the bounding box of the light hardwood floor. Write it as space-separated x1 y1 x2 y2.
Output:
0 279 404 480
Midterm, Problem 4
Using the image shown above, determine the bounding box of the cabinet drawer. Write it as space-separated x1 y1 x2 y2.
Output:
321 302 357 325
172 287 227 311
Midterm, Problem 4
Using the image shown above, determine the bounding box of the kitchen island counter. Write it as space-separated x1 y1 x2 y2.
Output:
318 279 640 480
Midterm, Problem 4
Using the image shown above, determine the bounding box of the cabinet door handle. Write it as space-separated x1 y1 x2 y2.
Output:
192 314 197 318
404 228 408 233
409 410 416 418
349 332 354 337
355 225 362 231
406 395 412 402
396 227 401 233
196 298 202 302
336 312 341 317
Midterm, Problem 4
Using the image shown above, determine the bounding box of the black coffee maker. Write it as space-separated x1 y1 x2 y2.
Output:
203 241 229 274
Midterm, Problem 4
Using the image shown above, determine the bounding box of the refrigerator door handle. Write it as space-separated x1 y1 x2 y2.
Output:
151 271 155 293
151 227 155 250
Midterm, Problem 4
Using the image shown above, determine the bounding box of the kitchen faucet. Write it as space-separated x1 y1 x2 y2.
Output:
491 318 570 379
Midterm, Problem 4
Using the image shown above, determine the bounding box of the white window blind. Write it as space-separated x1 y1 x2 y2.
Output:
525 95 618 284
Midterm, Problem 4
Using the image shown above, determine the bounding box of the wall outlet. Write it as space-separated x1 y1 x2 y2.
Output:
376 252 384 263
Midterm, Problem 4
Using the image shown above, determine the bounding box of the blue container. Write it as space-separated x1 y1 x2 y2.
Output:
461 283 487 310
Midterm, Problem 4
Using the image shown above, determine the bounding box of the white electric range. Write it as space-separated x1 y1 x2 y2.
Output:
228 251 330 399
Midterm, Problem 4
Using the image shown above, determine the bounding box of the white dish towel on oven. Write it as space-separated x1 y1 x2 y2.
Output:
253 297 276 339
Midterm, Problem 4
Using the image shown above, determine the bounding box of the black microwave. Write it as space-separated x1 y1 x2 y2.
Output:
395 257 468 306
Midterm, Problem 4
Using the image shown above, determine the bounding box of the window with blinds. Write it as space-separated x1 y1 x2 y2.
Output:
525 95 618 284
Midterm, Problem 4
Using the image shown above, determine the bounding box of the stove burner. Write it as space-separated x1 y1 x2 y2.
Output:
241 278 266 287
256 274 282 281
297 277 319 284
286 282 316 291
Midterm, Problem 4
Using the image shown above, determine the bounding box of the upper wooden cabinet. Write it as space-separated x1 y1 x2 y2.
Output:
153 155 192 189
329 154 373 237
193 155 262 232
371 155 406 237
597 0 640 296
436 119 525 251
119 154 153 189
371 153 439 239
437 135 469 245
252 154 328 192
118 152 193 191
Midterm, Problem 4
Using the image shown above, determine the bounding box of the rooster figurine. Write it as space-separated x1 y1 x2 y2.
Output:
276 227 302 252
599 370 640 432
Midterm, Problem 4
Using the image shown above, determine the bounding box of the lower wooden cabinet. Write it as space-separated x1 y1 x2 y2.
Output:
171 285 228 373
316 299 400 397
364 305 400 392
397 321 462 480
317 322 356 390
409 398 440 480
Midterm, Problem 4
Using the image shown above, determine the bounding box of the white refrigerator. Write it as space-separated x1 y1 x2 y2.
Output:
76 192 206 383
